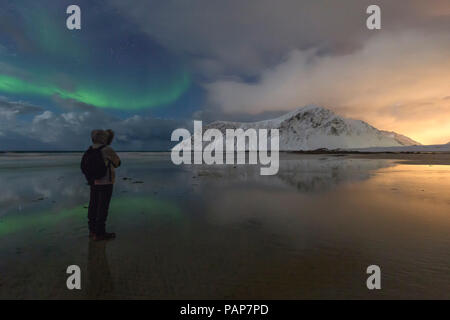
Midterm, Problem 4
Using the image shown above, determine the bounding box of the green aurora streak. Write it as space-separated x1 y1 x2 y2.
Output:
0 73 190 110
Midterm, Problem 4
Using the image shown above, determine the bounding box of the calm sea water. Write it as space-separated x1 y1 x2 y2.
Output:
0 152 449 299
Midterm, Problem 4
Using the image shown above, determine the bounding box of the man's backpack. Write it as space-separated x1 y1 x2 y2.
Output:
80 146 107 185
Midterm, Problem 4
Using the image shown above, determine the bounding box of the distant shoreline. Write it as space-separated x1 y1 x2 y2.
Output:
289 150 450 155
0 150 169 153
1 150 449 166
1 150 449 154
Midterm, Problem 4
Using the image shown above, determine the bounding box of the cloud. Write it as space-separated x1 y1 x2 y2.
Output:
0 95 190 151
50 96 102 112
0 97 43 119
1 106 189 151
111 0 450 77
204 31 450 144
0 97 44 145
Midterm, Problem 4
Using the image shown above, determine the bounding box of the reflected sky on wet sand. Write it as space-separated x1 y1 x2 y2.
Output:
0 153 449 299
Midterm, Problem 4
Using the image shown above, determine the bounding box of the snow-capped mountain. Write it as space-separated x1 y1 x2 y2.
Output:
205 105 420 151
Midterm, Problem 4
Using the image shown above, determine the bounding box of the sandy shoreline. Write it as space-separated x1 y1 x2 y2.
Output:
280 151 450 165
343 153 450 165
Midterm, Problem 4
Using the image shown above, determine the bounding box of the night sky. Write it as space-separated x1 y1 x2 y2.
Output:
0 1 191 110
0 0 449 150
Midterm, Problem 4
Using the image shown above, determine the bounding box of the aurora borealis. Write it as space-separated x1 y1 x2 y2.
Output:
0 0 190 111
0 72 190 110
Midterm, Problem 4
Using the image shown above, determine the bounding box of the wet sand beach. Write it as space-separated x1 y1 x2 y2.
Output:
0 152 449 299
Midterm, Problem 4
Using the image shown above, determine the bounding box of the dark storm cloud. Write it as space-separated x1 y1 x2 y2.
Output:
110 0 450 75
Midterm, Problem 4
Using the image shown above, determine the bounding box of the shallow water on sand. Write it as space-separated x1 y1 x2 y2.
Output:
0 152 449 299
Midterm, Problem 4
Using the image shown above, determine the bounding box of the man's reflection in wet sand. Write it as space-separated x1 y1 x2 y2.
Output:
87 240 114 299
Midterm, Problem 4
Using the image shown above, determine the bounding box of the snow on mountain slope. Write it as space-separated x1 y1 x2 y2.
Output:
205 105 421 151
378 130 420 147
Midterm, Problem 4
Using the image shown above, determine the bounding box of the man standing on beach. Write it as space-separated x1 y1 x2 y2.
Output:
81 129 121 241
